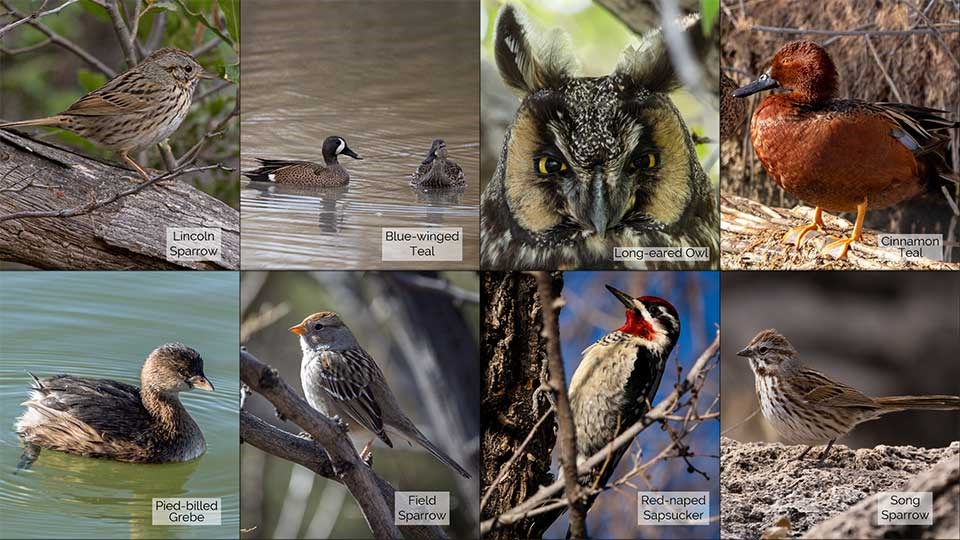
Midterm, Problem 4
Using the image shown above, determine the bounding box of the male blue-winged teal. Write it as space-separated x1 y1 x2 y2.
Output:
244 136 362 186
734 41 958 259
410 139 465 188
15 343 214 466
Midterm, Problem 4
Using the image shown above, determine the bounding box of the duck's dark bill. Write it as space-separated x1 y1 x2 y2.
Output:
732 75 780 97
342 147 363 160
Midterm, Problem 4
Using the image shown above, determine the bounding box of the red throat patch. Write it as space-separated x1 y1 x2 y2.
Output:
618 309 655 339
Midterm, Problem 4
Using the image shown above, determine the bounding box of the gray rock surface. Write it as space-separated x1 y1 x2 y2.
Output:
721 437 959 539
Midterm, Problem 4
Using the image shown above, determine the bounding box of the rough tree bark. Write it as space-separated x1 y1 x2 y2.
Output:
0 130 239 269
480 272 562 540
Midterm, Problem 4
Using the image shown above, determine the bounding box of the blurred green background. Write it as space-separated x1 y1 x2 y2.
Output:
240 271 480 539
0 0 239 207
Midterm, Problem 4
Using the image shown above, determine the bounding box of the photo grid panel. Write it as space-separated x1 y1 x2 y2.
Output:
1 0 959 539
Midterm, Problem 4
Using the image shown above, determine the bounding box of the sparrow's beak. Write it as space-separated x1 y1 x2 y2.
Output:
736 347 752 358
188 374 215 391
199 70 218 80
289 323 307 335
605 284 634 309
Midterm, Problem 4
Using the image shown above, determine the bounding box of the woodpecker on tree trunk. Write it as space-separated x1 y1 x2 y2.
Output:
540 284 680 537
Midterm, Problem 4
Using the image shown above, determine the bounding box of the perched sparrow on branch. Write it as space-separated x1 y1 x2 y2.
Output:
0 48 213 180
738 329 960 462
290 311 471 479
539 285 680 534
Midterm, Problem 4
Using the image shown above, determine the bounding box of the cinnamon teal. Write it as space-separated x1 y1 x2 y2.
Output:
410 139 465 188
733 40 958 259
244 136 362 186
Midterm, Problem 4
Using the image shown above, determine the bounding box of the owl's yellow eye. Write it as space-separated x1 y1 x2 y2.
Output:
534 156 568 176
632 152 660 171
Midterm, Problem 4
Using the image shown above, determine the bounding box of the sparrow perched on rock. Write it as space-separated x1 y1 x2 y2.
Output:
290 311 471 478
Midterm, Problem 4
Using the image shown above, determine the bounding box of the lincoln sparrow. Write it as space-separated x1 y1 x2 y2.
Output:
738 329 960 462
289 312 472 478
0 48 212 180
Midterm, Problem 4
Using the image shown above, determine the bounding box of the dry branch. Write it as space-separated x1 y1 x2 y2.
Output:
240 349 409 540
532 271 586 540
0 130 239 269
0 0 115 76
721 194 959 271
240 411 447 540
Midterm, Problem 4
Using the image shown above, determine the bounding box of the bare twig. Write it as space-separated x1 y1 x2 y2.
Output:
392 273 481 305
532 271 586 539
99 0 139 66
863 35 902 102
0 0 77 36
0 0 114 76
240 349 404 539
0 163 228 224
175 98 239 168
751 24 959 37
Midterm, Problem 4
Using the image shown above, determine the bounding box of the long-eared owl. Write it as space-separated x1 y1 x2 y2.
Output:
481 4 719 270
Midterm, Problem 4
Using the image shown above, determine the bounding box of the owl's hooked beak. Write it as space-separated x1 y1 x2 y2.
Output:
589 165 609 237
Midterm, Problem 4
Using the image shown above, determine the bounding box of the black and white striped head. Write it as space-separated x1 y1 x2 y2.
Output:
737 329 800 377
491 4 708 239
321 136 362 163
605 284 680 344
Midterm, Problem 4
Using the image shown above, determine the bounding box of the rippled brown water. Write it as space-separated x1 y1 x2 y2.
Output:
240 0 480 269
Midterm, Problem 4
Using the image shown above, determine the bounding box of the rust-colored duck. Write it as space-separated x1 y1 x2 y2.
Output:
733 40 957 259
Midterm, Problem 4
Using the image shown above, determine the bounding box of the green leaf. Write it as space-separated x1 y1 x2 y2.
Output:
701 0 719 36
171 0 233 46
77 69 107 92
220 62 239 83
218 0 240 44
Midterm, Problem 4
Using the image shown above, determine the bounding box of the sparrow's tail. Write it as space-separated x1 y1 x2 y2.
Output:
0 116 67 130
410 428 472 479
876 394 960 413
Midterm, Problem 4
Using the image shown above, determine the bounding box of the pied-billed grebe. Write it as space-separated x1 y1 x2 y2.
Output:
243 136 363 186
15 343 214 467
410 139 465 188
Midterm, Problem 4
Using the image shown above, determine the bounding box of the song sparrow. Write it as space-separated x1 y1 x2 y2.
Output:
0 48 212 180
289 311 472 478
738 329 960 461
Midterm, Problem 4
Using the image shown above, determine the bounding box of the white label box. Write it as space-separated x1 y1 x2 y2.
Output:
877 492 933 526
395 491 450 525
637 491 709 526
152 498 221 526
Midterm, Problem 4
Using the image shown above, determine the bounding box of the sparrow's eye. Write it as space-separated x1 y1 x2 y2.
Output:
313 323 324 331
534 155 568 176
758 346 769 354
185 65 194 74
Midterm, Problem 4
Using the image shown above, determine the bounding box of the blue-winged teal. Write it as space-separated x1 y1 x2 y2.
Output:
244 136 362 186
15 343 214 466
734 41 958 259
410 139 465 188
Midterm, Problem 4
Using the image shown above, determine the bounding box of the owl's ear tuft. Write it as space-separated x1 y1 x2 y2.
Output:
615 13 708 94
495 4 574 94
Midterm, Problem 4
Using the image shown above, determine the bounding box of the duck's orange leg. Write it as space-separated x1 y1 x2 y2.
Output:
783 206 826 247
821 199 867 259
